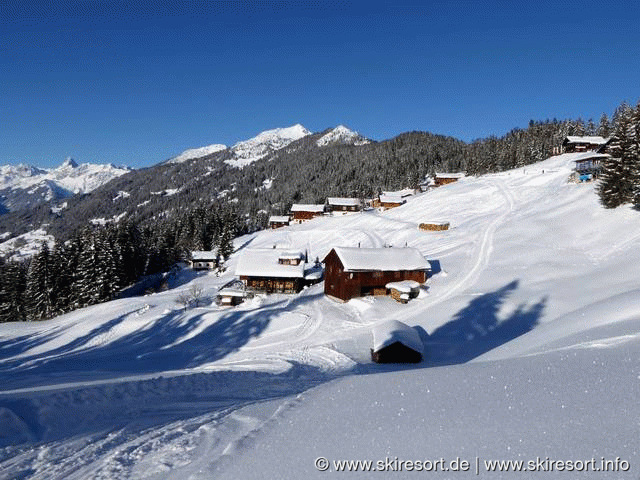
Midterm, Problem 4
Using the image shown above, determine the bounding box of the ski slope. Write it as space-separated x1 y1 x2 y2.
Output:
1 153 639 479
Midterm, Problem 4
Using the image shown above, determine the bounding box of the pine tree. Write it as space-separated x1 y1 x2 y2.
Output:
0 260 27 323
25 242 56 320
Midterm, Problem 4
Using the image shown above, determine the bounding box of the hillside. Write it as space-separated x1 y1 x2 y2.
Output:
0 153 638 479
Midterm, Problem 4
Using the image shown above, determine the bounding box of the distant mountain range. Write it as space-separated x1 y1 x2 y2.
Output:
0 158 132 213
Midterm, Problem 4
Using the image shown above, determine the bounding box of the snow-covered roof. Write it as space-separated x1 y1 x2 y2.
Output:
382 188 415 198
327 197 362 206
385 280 421 293
378 195 406 204
569 152 610 162
269 215 290 223
435 172 465 179
372 320 424 354
279 251 304 260
217 288 246 297
564 136 609 145
236 249 305 278
191 250 218 260
290 204 326 213
329 247 430 272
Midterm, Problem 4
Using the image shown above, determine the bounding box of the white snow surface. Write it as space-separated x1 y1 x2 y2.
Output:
1 152 640 479
316 125 370 147
0 229 55 261
168 144 227 164
0 157 131 195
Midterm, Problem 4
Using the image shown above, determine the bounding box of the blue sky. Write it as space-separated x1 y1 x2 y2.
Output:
1 0 639 168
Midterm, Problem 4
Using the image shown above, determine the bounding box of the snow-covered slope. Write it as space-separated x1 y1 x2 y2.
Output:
168 144 227 164
0 158 131 212
1 153 640 479
226 124 311 168
316 125 370 147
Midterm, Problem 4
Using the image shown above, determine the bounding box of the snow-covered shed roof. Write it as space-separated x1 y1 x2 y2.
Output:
372 320 424 354
435 172 465 179
235 249 305 278
385 280 421 293
564 136 609 145
378 194 406 204
290 204 326 213
328 247 430 272
327 197 362 206
191 250 218 260
382 188 415 198
217 288 246 297
269 215 290 223
569 152 610 162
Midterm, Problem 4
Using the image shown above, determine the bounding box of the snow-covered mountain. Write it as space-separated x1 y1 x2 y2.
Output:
316 125 370 147
166 124 313 168
168 144 227 164
2 152 640 478
226 124 311 168
0 157 132 212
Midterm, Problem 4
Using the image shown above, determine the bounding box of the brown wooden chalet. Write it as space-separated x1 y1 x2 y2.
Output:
268 215 290 229
434 172 465 186
562 136 610 153
323 247 430 302
235 249 322 294
290 204 326 223
374 194 406 210
327 197 363 213
371 319 424 363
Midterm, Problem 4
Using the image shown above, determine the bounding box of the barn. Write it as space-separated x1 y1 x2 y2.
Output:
371 319 424 363
268 215 290 229
290 204 326 223
323 247 430 302
374 194 406 210
434 172 465 186
327 197 363 213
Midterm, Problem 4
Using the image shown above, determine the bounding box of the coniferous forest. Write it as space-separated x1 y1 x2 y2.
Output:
1 98 639 322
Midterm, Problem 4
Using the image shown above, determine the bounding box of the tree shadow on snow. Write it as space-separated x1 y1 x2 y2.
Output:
0 293 324 391
425 280 546 366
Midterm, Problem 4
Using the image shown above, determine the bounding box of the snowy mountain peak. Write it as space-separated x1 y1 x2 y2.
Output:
169 144 228 164
59 157 78 169
226 124 312 168
316 125 370 147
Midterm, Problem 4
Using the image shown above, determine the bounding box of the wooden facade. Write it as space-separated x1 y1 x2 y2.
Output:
290 204 326 223
327 198 363 213
562 136 610 154
323 249 428 302
434 173 464 187
240 276 303 294
268 216 290 229
419 222 450 231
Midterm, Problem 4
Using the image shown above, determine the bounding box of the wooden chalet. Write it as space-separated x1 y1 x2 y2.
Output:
268 215 290 229
371 319 423 363
572 152 608 181
190 250 219 271
434 172 465 186
562 136 610 153
323 247 430 302
374 194 406 210
327 197 363 213
290 204 326 223
235 249 322 294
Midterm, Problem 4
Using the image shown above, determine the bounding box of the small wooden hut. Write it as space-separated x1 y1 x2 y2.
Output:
434 172 464 186
290 204 326 223
371 320 423 363
190 251 219 271
268 215 290 229
327 197 363 213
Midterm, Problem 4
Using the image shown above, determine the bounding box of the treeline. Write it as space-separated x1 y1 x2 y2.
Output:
0 203 240 322
597 101 640 209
